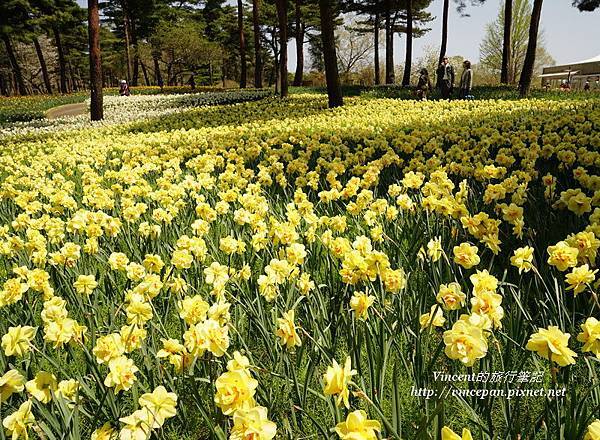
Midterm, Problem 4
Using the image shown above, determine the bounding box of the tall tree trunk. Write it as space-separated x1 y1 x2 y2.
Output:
140 60 150 86
401 0 413 86
68 59 78 91
80 68 86 90
238 0 247 88
319 0 343 107
252 0 263 88
438 0 449 65
88 0 103 120
153 53 163 86
374 12 380 85
131 25 140 86
272 27 279 92
2 36 27 95
12 73 19 95
0 72 8 96
292 0 304 86
384 0 394 84
131 59 139 86
123 12 132 83
78 71 83 91
34 37 53 94
519 0 543 97
501 0 513 84
275 0 288 97
511 51 518 86
168 49 175 85
53 27 68 93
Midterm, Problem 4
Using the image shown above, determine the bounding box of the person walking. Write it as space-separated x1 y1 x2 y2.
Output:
436 56 454 99
459 60 473 99
187 73 196 90
416 68 432 101
119 79 131 96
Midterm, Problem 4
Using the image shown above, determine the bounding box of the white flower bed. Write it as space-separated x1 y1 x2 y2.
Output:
0 89 271 140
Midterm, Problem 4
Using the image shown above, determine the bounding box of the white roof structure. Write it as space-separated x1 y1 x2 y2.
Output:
570 54 600 64
541 53 600 82
540 71 579 78
542 54 600 69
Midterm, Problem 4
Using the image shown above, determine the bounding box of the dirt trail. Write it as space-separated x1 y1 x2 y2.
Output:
46 103 87 119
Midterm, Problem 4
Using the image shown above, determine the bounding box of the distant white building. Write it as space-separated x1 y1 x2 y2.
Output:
541 54 600 90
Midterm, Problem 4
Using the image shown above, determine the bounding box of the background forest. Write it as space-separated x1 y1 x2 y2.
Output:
1 0 586 97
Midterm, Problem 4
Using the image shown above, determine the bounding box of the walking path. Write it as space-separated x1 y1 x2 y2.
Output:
46 102 87 119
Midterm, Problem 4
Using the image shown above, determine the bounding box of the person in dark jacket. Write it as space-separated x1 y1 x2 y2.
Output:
119 80 130 96
416 68 433 100
436 56 455 99
459 60 473 99
187 73 196 90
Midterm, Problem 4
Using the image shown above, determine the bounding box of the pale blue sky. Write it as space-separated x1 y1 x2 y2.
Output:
406 0 600 65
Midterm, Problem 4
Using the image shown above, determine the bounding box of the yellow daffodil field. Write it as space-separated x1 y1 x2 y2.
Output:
1 91 600 440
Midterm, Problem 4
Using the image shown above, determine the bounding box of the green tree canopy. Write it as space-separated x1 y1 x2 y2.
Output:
479 0 554 85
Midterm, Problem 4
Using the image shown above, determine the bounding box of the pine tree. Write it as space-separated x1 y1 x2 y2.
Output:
345 0 432 86
30 0 86 93
0 0 32 95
